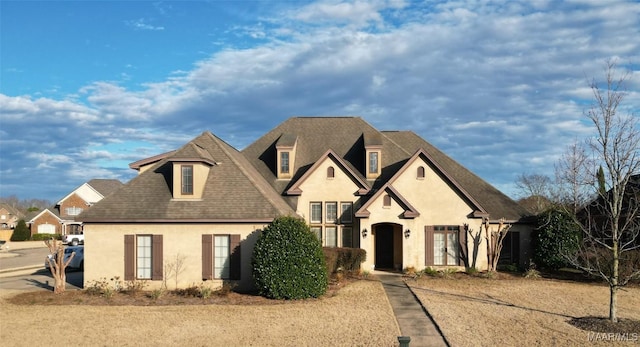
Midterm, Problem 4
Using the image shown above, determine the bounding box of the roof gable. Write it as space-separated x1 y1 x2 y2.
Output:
80 131 295 222
355 184 420 219
286 150 370 196
28 208 62 223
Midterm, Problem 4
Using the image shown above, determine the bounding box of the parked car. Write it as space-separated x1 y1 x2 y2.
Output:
45 246 84 271
62 231 84 246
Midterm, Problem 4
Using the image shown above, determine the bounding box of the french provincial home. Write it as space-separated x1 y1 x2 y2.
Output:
80 117 533 290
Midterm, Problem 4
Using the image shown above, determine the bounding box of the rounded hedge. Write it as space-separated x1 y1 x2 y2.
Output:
533 208 580 270
252 216 328 299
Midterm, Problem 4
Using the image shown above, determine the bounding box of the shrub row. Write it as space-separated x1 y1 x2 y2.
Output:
31 234 62 241
323 247 366 275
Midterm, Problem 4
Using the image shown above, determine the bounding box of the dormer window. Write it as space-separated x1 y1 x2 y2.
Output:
280 152 290 174
181 165 194 195
369 152 378 174
365 149 381 179
276 133 297 179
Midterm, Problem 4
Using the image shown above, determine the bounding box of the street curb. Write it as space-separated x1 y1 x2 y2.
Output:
0 265 45 278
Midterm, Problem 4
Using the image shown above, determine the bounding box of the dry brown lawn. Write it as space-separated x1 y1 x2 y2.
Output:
0 279 399 347
408 274 640 347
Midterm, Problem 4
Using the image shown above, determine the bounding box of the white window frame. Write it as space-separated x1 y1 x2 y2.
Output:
325 226 337 247
214 235 230 279
340 202 352 223
310 202 322 224
136 235 152 280
65 206 84 216
325 202 338 224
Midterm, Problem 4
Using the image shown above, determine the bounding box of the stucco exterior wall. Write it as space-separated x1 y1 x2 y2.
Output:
294 157 361 247
84 223 268 291
359 158 491 271
172 162 210 199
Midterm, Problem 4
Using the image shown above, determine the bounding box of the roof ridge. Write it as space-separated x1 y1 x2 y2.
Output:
203 132 292 215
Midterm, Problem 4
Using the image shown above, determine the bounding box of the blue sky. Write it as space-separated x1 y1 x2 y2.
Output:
1 0 639 203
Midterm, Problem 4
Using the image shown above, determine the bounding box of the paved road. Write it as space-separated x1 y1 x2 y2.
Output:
0 268 83 291
0 247 50 271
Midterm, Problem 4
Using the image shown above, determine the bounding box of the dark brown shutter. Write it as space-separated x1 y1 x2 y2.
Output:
425 226 434 266
124 235 135 281
152 235 163 280
230 234 241 280
202 234 213 280
458 226 467 266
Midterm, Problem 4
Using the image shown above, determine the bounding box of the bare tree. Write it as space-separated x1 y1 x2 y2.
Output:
483 218 511 272
554 140 593 213
45 239 75 294
515 173 553 214
561 60 640 323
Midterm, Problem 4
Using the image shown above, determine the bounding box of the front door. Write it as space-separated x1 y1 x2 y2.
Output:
375 225 394 269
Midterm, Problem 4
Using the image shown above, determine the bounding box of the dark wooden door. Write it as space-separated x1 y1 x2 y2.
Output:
375 225 394 269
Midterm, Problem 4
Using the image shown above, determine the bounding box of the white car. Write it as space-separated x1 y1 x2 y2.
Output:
45 246 84 271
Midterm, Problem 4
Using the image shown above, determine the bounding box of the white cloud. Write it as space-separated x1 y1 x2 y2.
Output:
1 0 639 200
126 18 165 31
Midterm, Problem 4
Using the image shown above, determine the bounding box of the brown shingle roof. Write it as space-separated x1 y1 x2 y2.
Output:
80 132 295 222
243 117 531 221
87 179 124 198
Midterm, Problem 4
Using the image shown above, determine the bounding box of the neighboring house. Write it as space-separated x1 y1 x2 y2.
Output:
28 179 123 238
0 203 23 229
81 117 533 290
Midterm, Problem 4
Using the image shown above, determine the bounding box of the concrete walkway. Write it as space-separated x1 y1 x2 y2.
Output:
377 271 449 347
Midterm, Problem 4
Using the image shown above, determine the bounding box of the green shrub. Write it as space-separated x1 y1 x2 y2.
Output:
31 234 61 241
10 220 30 241
533 208 580 270
252 216 328 299
422 267 439 277
322 247 366 276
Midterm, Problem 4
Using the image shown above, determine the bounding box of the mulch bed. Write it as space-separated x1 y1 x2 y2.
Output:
568 316 640 334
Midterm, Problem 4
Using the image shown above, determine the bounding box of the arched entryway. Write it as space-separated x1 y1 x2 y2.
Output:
373 223 402 270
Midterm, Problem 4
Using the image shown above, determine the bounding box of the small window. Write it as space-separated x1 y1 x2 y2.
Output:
310 202 322 224
214 235 230 279
417 166 425 179
136 235 152 279
383 194 392 207
181 165 193 195
280 152 290 174
327 166 335 178
369 152 379 174
326 202 338 224
340 202 353 223
310 226 322 242
342 227 353 248
325 227 337 247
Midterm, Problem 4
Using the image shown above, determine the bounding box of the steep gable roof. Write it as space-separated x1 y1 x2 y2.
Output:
242 117 412 194
27 208 62 223
243 117 530 221
286 149 370 196
80 131 295 222
382 131 531 221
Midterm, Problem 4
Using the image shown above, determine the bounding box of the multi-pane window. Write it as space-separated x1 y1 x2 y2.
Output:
214 235 230 279
182 165 193 195
310 202 322 223
310 201 353 248
433 226 459 266
340 202 352 223
326 202 338 224
136 235 152 279
369 152 379 174
325 227 337 247
342 227 353 248
310 226 322 242
280 152 290 174
65 207 83 216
